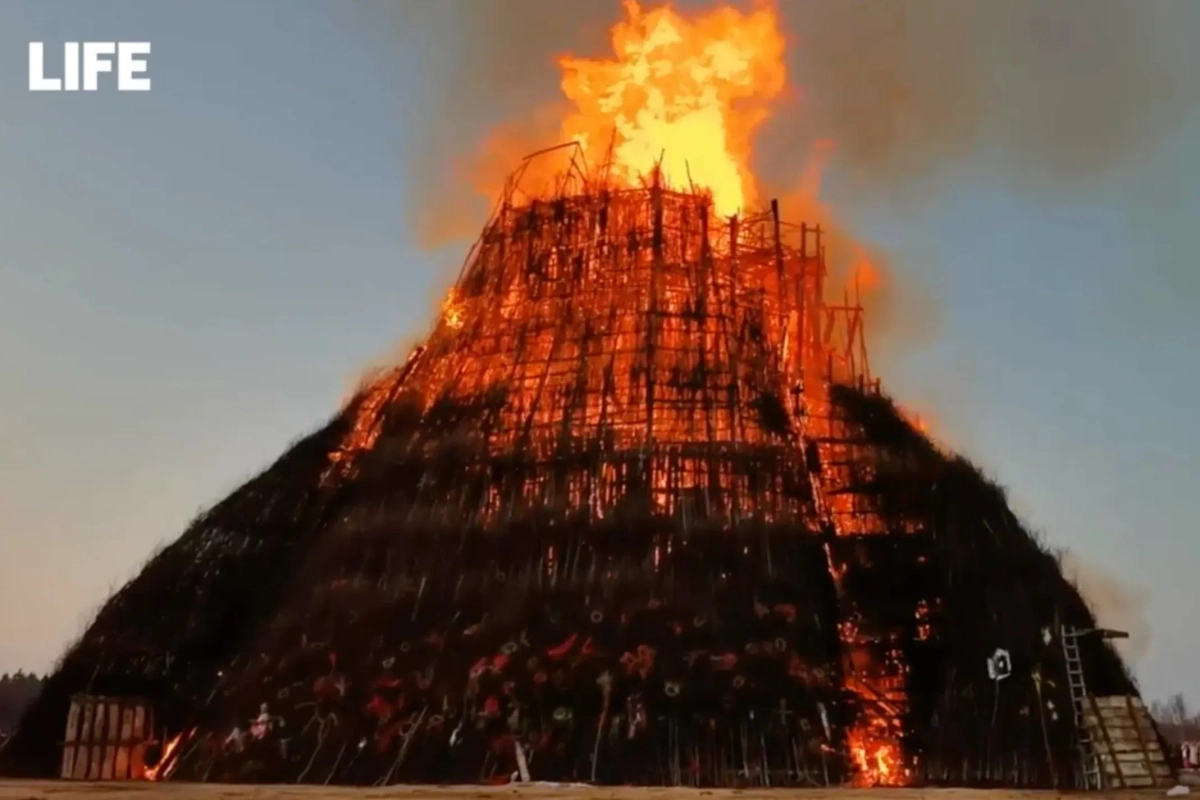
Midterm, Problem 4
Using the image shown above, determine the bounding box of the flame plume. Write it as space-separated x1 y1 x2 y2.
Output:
559 0 785 217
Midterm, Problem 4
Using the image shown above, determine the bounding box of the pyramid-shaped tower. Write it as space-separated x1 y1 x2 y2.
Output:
2 159 1167 788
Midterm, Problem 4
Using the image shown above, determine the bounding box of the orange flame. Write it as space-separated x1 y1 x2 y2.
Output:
145 728 194 781
441 287 465 331
901 407 929 434
847 724 904 786
559 0 786 217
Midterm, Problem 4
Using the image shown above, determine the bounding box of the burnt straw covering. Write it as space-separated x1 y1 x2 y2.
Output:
2 182 1143 787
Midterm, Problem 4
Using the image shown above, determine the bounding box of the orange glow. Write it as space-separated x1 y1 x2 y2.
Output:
331 3 917 786
559 0 785 217
847 723 904 786
901 407 929 434
145 728 194 781
441 287 465 331
334 2 888 533
851 254 884 296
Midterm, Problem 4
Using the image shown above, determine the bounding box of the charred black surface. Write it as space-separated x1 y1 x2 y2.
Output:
2 186 1153 789
831 384 1139 787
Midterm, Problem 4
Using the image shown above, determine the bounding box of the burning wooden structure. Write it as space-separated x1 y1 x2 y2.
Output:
0 152 1164 788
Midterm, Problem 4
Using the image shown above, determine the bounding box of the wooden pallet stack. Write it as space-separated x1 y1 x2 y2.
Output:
59 694 154 781
1082 694 1174 789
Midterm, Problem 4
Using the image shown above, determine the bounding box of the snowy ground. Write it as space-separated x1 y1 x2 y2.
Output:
0 784 1182 800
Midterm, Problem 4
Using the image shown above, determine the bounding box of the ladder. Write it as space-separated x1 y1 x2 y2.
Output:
1061 625 1102 789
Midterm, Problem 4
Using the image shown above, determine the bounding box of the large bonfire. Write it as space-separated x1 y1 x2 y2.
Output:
3 0 1154 789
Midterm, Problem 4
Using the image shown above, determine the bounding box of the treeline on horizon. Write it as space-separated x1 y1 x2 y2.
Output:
0 672 45 737
1151 693 1200 745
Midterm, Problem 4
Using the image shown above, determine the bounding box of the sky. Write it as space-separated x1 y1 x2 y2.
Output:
0 1 1196 709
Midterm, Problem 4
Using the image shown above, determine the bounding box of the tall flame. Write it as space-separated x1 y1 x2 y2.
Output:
559 0 786 217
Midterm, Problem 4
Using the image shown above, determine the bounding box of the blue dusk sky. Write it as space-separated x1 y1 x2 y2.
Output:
0 0 1196 707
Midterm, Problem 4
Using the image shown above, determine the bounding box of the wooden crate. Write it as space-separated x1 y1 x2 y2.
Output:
59 694 154 781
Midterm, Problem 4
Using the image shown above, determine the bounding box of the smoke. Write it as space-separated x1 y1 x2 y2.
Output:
1060 551 1153 664
761 0 1200 192
390 0 615 249
391 0 1198 220
365 0 1196 380
773 145 940 360
341 258 464 404
342 334 421 407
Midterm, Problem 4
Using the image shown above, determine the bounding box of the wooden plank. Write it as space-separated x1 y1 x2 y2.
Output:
1098 768 1156 782
117 706 135 780
1105 738 1155 749
63 698 81 743
1089 730 1148 744
100 745 115 780
107 702 120 743
1104 774 1157 783
87 744 101 781
1096 748 1163 760
1096 766 1173 780
91 698 105 743
114 745 130 782
131 740 146 780
1096 763 1158 777
73 701 94 781
1126 694 1167 787
79 701 94 746
1101 734 1156 746
1087 694 1127 788
133 704 146 740
59 745 74 781
1095 695 1137 708
72 744 89 781
62 745 74 781
60 698 81 779
101 701 119 780
1097 755 1172 769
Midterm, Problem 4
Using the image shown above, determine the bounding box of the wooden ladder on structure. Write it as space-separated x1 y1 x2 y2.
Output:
1062 626 1102 789
1061 626 1175 790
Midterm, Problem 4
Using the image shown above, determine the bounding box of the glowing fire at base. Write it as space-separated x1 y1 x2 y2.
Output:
145 728 194 782
847 727 904 786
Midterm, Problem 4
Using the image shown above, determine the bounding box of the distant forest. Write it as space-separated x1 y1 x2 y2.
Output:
0 672 44 738
1152 693 1200 744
